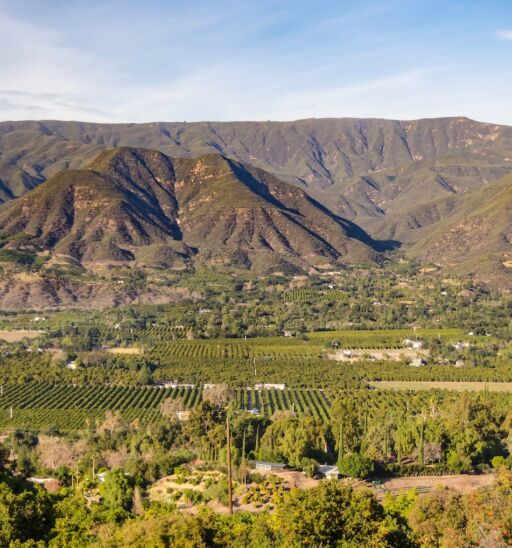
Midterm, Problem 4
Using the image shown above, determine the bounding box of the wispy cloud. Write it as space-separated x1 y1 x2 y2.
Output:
496 30 512 41
0 1 512 124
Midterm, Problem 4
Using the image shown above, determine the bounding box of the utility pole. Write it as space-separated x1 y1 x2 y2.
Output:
226 416 233 515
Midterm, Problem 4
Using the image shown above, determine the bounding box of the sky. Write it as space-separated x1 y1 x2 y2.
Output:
0 0 512 124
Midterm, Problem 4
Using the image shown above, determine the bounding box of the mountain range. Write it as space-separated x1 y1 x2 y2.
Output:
0 147 381 273
0 116 512 305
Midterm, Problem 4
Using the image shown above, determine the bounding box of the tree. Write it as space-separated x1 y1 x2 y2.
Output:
202 384 233 407
99 469 134 520
270 480 412 547
408 488 469 547
136 365 152 385
0 481 53 545
38 435 84 470
338 453 375 479
160 397 186 420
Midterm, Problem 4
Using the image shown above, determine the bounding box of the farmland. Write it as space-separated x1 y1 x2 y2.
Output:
2 379 512 432
1 267 512 546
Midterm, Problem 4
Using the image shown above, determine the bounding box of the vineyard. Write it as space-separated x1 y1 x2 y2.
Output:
145 328 494 387
149 329 464 361
0 383 201 431
0 382 336 431
283 288 347 302
0 384 337 431
1 379 509 432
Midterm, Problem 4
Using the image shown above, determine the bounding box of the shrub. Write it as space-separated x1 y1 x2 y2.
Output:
447 450 472 473
492 455 506 469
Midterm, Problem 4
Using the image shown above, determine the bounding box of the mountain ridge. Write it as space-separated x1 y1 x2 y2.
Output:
0 147 381 274
1 117 512 287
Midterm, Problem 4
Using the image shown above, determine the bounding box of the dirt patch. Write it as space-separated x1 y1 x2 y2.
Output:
370 381 512 392
0 329 44 342
374 473 494 498
331 348 427 362
106 347 142 355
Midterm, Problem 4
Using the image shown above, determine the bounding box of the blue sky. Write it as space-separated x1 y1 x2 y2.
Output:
0 0 511 123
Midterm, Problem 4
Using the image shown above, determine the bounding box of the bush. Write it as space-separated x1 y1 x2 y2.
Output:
492 455 506 469
301 457 319 478
203 479 229 506
338 454 375 479
379 463 452 477
182 489 203 505
447 450 472 473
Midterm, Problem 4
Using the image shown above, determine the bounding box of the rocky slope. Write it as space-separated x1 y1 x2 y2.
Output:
407 173 512 285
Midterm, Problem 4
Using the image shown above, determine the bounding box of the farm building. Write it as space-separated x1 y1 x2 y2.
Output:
317 465 340 480
410 358 427 367
253 461 287 472
158 381 195 389
403 339 424 349
177 411 191 422
255 383 286 390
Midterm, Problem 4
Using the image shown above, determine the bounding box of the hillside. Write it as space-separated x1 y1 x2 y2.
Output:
1 117 512 285
407 173 512 284
1 117 511 234
0 147 380 276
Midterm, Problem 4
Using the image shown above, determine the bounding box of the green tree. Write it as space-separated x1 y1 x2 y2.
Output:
338 453 375 479
99 469 134 518
270 481 413 547
0 481 53 545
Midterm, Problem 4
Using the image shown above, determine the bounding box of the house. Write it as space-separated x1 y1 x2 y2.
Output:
177 411 191 422
454 360 465 368
254 383 286 391
403 339 424 349
452 341 470 351
158 381 195 389
253 460 287 472
317 465 340 480
66 360 78 370
283 330 295 338
410 358 427 367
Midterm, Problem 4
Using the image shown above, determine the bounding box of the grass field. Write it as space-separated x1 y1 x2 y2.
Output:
369 381 512 392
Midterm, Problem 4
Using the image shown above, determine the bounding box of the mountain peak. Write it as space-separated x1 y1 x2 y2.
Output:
0 147 380 273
